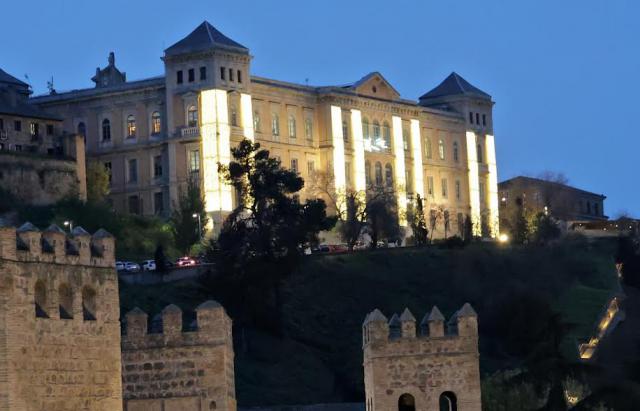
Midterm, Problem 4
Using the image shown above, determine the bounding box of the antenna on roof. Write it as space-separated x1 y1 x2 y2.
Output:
47 76 57 95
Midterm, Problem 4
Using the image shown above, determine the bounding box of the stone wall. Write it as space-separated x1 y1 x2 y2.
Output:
362 305 481 411
121 301 236 411
0 223 122 411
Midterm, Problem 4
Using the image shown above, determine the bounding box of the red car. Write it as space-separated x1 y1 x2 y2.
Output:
176 256 197 267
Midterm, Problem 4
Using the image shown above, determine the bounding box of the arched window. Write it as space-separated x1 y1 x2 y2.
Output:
439 391 457 411
187 105 198 127
398 394 415 411
305 118 313 141
272 113 280 136
382 122 391 150
230 106 238 127
453 141 459 162
82 286 97 321
58 283 73 320
365 160 371 185
126 115 136 138
77 122 86 144
477 144 483 163
288 115 296 138
372 121 381 140
151 111 161 135
375 162 383 186
35 280 48 318
254 111 261 132
362 118 370 139
425 138 432 159
342 120 349 142
101 119 111 141
403 129 409 151
438 139 445 160
385 163 393 187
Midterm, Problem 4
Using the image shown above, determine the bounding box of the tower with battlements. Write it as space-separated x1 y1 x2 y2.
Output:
362 304 481 411
0 222 122 411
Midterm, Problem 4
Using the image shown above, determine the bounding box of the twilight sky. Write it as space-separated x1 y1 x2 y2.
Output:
2 0 638 216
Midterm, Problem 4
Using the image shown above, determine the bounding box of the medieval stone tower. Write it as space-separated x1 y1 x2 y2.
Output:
0 222 123 411
362 304 482 411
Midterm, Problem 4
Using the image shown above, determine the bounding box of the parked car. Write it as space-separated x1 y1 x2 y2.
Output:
115 261 125 271
176 256 197 267
312 244 330 254
124 261 140 272
142 260 156 271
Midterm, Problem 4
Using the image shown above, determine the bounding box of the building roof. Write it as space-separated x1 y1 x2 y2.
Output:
499 176 606 199
0 68 28 87
420 72 491 100
0 92 63 120
165 21 249 57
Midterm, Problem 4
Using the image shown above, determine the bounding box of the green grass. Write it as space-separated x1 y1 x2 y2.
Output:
120 238 620 406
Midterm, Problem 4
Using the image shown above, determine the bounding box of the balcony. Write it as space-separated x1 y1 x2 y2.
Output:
181 126 200 138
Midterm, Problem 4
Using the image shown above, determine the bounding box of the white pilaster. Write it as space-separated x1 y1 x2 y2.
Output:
392 116 407 226
466 131 481 236
240 93 254 142
330 105 346 215
410 119 424 199
486 134 499 238
351 109 366 193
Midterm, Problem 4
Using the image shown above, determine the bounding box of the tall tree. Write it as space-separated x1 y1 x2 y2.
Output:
85 161 110 204
170 177 207 254
367 188 400 249
407 194 429 246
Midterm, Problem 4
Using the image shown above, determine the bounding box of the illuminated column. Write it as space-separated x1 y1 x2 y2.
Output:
486 134 499 238
215 89 233 212
466 131 481 236
351 109 366 193
240 93 255 142
410 119 424 199
392 116 407 226
330 105 346 215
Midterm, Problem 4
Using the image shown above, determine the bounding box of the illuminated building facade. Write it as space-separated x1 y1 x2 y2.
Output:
32 21 499 238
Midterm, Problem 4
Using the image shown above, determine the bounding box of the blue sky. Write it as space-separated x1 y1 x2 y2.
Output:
2 0 638 216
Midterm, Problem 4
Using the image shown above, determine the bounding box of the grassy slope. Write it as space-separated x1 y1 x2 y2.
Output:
120 238 619 406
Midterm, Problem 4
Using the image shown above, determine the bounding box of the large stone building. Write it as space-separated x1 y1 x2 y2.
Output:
32 21 499 238
362 305 481 411
0 68 86 205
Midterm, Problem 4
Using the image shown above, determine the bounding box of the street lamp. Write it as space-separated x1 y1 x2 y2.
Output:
192 213 201 238
63 220 73 232
498 233 509 244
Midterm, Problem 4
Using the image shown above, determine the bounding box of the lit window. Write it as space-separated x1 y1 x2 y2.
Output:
288 115 296 138
453 141 459 162
272 113 280 136
189 149 200 179
151 111 161 135
441 178 448 198
438 139 445 160
375 162 383 186
291 158 298 172
188 68 195 83
385 163 393 187
101 119 111 141
254 111 261 132
187 105 198 127
231 106 238 127
126 115 136 138
128 158 138 183
425 138 432 159
342 120 349 142
305 118 313 141
200 66 207 81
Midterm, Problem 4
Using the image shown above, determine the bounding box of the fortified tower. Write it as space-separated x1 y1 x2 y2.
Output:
121 301 236 411
362 304 481 411
0 222 122 411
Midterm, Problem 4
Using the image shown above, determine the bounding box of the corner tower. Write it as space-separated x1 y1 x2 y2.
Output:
162 22 253 229
420 73 499 238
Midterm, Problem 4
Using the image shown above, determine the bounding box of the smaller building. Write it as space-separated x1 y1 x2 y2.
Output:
498 176 607 223
0 68 86 205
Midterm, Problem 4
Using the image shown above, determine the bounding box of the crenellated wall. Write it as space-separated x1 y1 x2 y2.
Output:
121 301 236 411
0 223 122 411
362 304 481 411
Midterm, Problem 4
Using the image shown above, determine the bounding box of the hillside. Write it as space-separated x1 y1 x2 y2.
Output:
119 237 619 406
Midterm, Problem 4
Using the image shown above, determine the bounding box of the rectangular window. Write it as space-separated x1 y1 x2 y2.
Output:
128 158 138 183
189 149 200 178
305 118 313 141
307 160 315 175
0 118 4 130
153 155 163 178
482 114 487 126
200 66 207 81
220 67 226 80
128 195 140 215
456 180 461 200
14 120 21 132
14 144 22 151
441 178 448 198
345 161 351 182
30 123 39 137
104 162 112 184
291 158 298 173
46 124 54 135
427 176 434 196
154 192 164 214
476 113 480 124
479 182 485 203
177 70 183 84
237 70 242 83
188 68 195 83
229 68 234 82
469 112 473 124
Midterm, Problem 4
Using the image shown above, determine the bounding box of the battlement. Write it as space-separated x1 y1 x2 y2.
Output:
0 222 115 267
122 301 232 349
362 304 478 348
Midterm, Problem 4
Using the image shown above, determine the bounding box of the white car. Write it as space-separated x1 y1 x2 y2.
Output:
115 261 125 271
142 260 156 271
124 262 140 272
